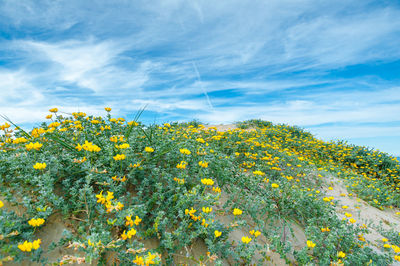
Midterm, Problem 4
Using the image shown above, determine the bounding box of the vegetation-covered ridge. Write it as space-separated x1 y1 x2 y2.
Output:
0 108 399 265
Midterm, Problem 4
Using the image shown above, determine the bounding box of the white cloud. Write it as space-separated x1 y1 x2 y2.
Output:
1 0 400 155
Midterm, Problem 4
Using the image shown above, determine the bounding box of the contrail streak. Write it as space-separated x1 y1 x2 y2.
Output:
192 61 214 110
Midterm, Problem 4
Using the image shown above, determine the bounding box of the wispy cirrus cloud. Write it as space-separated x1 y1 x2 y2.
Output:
0 0 400 155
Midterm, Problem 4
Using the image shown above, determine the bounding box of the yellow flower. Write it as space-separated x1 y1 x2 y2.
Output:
176 161 187 169
212 187 221 193
214 230 222 238
49 108 58 113
113 154 126 161
127 228 137 238
250 230 261 237
241 236 252 244
121 230 128 240
106 191 114 201
80 140 101 152
395 255 400 262
126 215 134 227
349 218 356 224
196 138 205 143
13 137 28 144
384 244 391 248
33 162 46 170
133 255 144 265
179 148 191 155
201 219 209 227
307 240 316 248
105 107 112 112
26 142 43 151
0 200 3 208
116 143 130 149
233 208 242 216
145 252 157 265
253 170 265 176
271 183 279 188
198 161 209 168
202 207 212 213
134 216 142 226
28 218 45 227
337 251 346 258
344 212 352 218
382 238 389 242
201 178 214 186
96 191 106 204
32 239 41 250
145 147 154 153
342 205 349 209
128 121 139 127
18 241 33 252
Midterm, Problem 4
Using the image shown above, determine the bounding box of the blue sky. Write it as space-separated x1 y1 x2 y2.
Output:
1 0 400 156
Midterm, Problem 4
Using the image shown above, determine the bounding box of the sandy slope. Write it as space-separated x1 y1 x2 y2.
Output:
3 124 400 265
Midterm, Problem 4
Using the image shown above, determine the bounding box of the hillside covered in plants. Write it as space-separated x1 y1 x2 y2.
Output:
0 108 399 265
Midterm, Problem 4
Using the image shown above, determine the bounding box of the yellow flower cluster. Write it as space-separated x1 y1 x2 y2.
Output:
126 215 142 227
110 135 125 143
179 148 191 155
212 187 221 193
241 236 252 244
33 162 46 170
198 161 208 168
249 230 261 237
196 138 205 143
128 121 139 127
72 111 86 118
214 230 222 238
132 252 158 265
0 122 10 130
121 228 137 240
0 200 3 208
31 128 46 138
113 154 126 161
337 251 346 258
307 240 316 248
96 191 124 212
173 177 185 184
18 239 41 252
201 178 214 186
253 170 265 176
233 208 242 216
75 141 101 152
48 122 60 128
176 161 187 169
104 107 112 112
202 207 212 213
112 175 127 182
185 207 201 221
49 108 58 113
116 143 130 149
28 218 45 227
25 142 43 151
144 147 154 153
13 137 28 144
271 183 279 188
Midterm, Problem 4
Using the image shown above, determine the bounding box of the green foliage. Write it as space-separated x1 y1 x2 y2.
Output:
0 111 399 265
